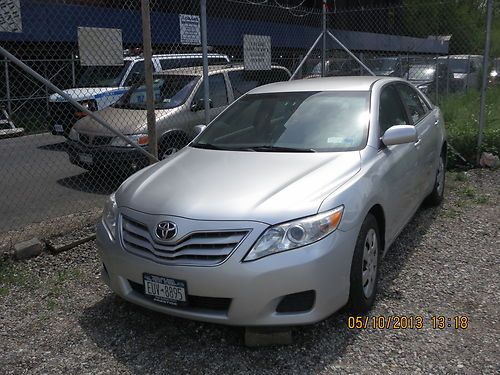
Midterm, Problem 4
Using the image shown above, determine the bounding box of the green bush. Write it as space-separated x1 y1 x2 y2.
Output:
438 86 500 168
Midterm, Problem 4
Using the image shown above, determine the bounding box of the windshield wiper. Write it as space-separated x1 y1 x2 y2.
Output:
245 145 316 153
190 143 237 151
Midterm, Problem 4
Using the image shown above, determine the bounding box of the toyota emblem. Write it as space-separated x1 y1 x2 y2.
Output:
155 221 177 240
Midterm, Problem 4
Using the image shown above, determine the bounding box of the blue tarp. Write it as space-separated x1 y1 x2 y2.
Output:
0 0 448 54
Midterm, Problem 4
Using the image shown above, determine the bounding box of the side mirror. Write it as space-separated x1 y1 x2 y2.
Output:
191 98 213 112
193 124 207 136
381 125 417 146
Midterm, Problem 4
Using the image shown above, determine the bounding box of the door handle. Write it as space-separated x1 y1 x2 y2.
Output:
414 139 421 147
434 119 439 126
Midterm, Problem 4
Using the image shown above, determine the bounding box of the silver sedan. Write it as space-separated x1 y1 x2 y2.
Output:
97 76 446 326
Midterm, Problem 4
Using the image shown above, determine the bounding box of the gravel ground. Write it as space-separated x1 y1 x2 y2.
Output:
1 169 499 375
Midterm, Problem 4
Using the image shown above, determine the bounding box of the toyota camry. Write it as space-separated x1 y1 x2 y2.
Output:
97 76 446 326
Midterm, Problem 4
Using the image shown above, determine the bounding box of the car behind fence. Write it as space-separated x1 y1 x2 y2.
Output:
0 0 497 244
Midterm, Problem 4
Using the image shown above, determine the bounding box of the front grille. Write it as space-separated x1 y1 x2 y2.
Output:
78 133 113 147
129 280 232 312
121 215 249 266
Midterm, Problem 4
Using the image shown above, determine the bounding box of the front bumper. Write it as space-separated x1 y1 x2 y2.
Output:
66 140 148 171
96 210 360 326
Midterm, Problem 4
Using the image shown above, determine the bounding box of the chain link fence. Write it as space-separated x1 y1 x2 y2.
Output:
0 0 497 244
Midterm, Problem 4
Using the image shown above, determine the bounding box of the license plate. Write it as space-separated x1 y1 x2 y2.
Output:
79 153 93 164
54 124 64 132
143 273 187 306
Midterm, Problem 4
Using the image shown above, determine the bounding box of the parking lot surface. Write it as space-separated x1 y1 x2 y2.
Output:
0 133 119 231
0 169 498 375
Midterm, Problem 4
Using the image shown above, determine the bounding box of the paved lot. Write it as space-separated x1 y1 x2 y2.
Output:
0 133 119 231
0 169 498 374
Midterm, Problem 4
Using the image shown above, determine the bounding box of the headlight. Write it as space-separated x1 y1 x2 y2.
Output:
102 192 118 239
68 128 79 141
110 134 149 147
75 100 97 118
244 206 344 261
491 70 498 77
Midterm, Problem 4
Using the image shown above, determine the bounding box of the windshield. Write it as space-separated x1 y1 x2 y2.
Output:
114 75 199 110
369 58 397 72
77 63 130 87
192 91 370 152
408 65 435 80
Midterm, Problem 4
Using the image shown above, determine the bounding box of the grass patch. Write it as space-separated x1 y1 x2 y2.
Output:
460 186 476 198
474 195 489 204
439 86 500 168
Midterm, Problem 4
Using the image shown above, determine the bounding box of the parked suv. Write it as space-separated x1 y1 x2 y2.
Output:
66 64 291 172
437 55 482 91
48 53 230 136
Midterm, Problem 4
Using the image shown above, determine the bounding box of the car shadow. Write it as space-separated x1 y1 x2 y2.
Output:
38 141 68 152
57 171 126 194
78 203 440 374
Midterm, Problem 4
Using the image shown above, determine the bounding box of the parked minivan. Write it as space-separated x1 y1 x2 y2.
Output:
48 53 230 136
66 64 291 172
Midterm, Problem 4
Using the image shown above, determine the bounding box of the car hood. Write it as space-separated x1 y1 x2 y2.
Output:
73 106 147 135
117 147 361 224
49 87 125 102
73 106 179 136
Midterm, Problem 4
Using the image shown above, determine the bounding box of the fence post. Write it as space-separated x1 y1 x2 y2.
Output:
200 0 210 125
466 55 470 93
446 55 450 95
476 0 494 165
140 0 158 163
71 53 76 87
4 59 11 116
321 0 326 77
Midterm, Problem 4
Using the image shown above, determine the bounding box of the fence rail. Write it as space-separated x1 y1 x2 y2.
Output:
0 0 496 243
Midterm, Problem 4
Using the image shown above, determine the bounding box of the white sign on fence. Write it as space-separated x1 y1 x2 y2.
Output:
243 34 271 71
0 0 22 33
78 27 123 66
179 14 201 45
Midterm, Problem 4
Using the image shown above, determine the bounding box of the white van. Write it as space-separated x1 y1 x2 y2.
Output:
48 53 230 136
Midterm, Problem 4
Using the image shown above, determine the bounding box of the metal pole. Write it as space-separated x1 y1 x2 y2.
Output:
434 57 439 102
466 55 470 93
0 46 158 161
326 30 375 76
200 0 210 125
141 0 158 164
4 59 11 116
321 0 326 77
476 0 493 165
290 32 324 80
71 53 76 87
446 55 450 94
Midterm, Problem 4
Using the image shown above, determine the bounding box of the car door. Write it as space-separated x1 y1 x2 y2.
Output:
377 84 420 235
396 83 439 200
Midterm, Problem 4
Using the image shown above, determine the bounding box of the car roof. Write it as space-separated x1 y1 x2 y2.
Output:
154 64 289 77
249 76 391 93
123 53 229 62
437 55 482 60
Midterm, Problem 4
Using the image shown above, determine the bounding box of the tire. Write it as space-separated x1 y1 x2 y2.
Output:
158 134 190 160
347 213 381 314
425 151 446 207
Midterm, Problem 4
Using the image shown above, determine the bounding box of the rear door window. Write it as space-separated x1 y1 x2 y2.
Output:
378 85 409 134
396 84 427 124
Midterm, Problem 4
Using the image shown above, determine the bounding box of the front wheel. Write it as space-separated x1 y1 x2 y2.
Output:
347 213 380 313
425 151 446 206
